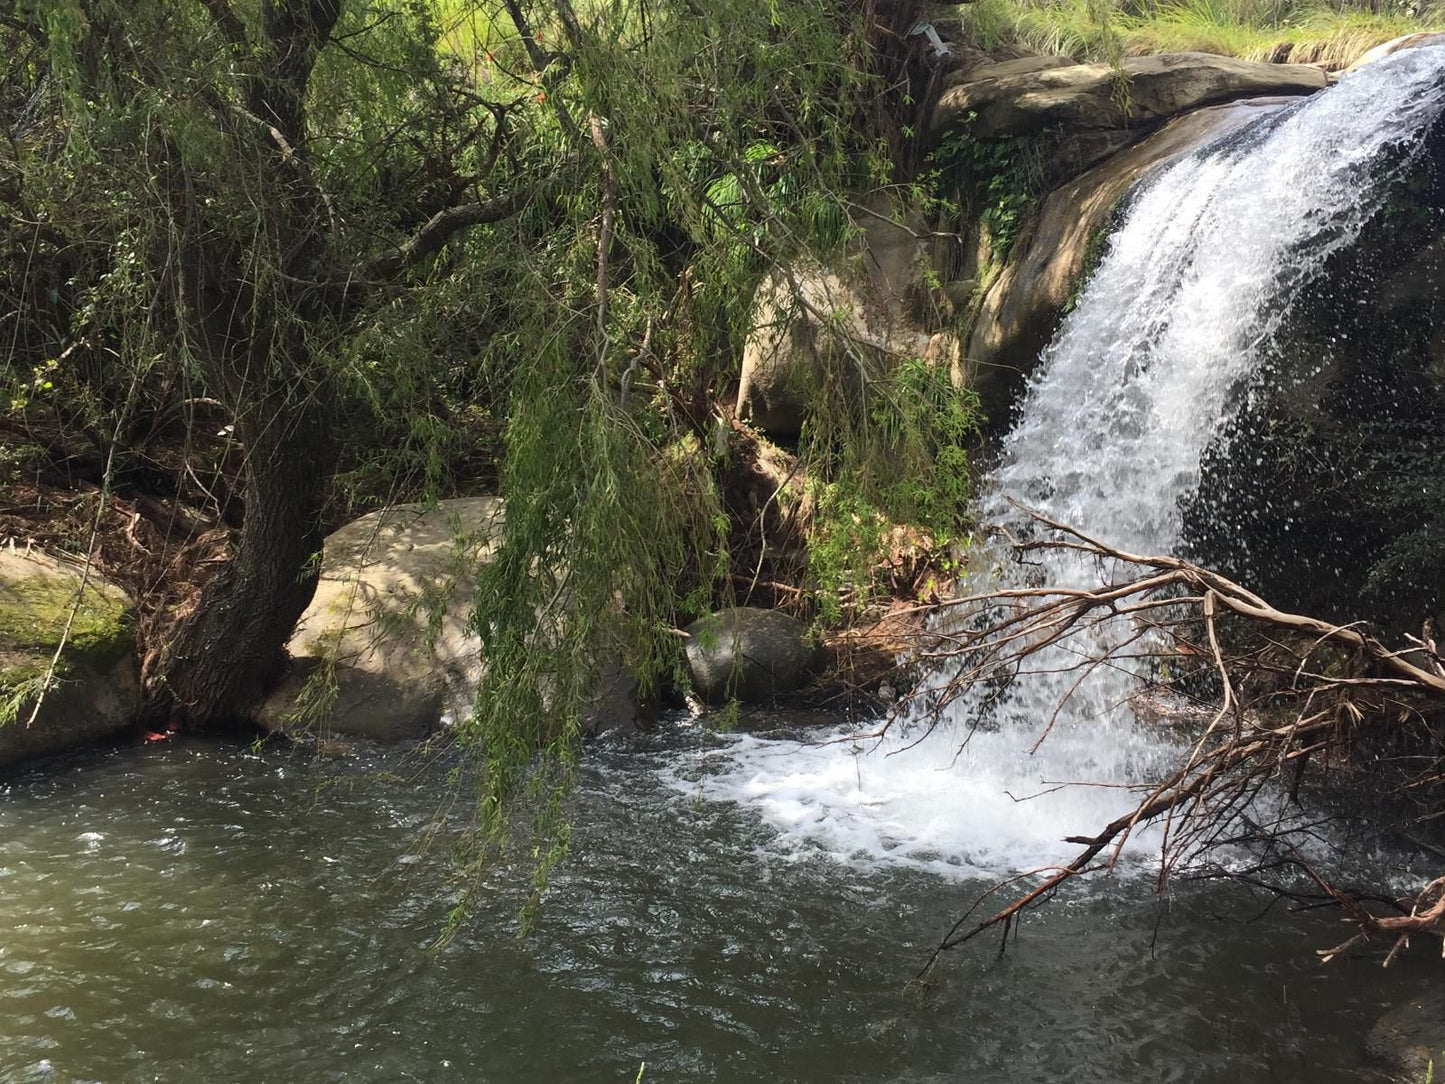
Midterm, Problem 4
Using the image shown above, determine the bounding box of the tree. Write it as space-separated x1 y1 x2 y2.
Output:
17 0 539 725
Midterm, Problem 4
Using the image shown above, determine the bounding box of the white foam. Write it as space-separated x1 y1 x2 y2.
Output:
664 718 1180 879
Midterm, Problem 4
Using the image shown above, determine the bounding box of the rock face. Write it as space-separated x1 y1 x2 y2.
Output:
1367 988 1445 1077
1181 110 1445 636
965 96 1294 421
257 498 504 742
1348 31 1445 71
933 52 1326 140
684 607 821 703
736 194 943 436
736 263 932 436
0 551 139 768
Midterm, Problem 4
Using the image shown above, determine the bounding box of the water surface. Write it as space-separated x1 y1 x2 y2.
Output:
0 726 1428 1083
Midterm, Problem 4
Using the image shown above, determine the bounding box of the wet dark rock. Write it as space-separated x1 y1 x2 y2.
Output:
1181 115 1445 636
1367 988 1445 1077
684 607 822 704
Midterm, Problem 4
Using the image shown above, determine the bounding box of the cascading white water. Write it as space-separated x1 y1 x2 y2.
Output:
664 46 1445 878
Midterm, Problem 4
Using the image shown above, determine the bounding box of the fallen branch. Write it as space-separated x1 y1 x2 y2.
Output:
910 506 1445 972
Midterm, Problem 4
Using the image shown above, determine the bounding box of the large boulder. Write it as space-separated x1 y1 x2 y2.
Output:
258 498 504 742
684 607 822 704
965 96 1294 422
1366 987 1445 1077
933 52 1326 140
736 266 932 435
259 498 647 741
0 550 139 768
1348 32 1445 72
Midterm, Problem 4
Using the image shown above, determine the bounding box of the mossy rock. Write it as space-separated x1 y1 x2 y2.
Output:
0 550 140 767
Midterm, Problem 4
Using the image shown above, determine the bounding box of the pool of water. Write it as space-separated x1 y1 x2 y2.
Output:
0 723 1429 1083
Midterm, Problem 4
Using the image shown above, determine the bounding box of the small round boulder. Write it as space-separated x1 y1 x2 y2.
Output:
683 607 821 704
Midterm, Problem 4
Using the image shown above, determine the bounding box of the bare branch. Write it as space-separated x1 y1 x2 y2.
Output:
355 189 535 282
909 506 1445 972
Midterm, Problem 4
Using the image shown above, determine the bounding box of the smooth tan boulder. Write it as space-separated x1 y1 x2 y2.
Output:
933 52 1326 140
0 550 139 768
257 499 503 741
259 498 647 741
736 266 931 435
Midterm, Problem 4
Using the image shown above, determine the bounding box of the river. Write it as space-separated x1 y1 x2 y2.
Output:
0 722 1430 1083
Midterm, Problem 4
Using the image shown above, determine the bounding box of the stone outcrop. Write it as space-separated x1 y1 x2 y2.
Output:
739 52 1331 438
684 606 822 703
258 498 503 742
258 497 649 742
933 52 1326 140
964 96 1294 420
1347 31 1445 71
0 550 139 768
736 260 933 436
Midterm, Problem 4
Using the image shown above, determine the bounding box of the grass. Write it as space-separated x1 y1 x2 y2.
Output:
953 0 1445 68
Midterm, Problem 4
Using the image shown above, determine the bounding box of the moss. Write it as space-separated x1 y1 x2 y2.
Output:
0 569 135 674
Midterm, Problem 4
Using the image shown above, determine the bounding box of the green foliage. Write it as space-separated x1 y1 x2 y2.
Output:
953 0 1445 66
2 0 969 930
803 356 980 621
930 116 1049 265
424 0 904 923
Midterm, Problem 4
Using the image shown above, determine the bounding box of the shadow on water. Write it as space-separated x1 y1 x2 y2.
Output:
0 726 1429 1083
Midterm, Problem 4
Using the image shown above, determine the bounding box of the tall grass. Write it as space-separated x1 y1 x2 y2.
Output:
957 0 1445 67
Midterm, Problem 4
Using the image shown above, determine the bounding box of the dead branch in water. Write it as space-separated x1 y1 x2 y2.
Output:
910 506 1445 972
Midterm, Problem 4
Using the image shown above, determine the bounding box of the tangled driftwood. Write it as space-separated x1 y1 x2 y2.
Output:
909 507 1445 969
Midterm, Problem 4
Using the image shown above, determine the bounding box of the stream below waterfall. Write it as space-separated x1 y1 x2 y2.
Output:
0 726 1435 1084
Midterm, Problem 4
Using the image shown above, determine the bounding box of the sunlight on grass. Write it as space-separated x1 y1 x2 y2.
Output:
955 0 1444 67
431 0 508 61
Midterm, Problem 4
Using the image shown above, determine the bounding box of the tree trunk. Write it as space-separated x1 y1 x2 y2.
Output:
144 380 329 727
135 0 343 727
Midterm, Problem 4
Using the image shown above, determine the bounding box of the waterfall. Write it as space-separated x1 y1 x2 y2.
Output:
665 45 1445 879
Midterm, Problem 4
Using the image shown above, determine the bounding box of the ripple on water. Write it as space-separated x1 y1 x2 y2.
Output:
0 732 1421 1083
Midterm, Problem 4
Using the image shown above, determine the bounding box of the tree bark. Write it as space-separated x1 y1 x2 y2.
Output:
140 0 339 727
146 380 328 725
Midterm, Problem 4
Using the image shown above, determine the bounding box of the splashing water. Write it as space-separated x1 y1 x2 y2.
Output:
666 46 1445 878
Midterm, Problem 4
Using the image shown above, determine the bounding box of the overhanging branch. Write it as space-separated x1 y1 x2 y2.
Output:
355 189 534 282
